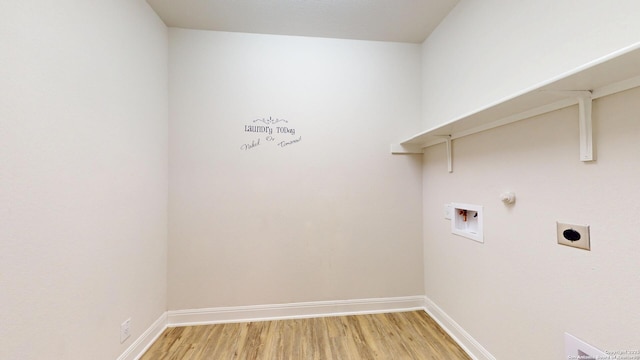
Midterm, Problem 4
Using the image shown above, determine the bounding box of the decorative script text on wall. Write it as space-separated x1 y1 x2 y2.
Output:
241 117 302 151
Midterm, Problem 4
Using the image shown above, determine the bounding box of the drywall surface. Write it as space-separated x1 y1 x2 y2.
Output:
422 0 640 129
423 87 640 359
168 29 423 310
0 1 168 359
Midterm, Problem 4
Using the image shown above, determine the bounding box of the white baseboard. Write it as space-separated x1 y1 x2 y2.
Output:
118 296 495 360
168 295 425 327
117 312 168 360
423 296 496 360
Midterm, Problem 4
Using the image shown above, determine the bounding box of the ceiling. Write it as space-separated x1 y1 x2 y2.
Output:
146 0 459 43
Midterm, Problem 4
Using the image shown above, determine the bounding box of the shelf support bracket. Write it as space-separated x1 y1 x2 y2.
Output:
544 90 594 162
577 93 594 162
435 135 453 173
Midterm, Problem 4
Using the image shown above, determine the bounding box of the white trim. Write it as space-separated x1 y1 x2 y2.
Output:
423 296 496 360
115 296 496 360
117 312 168 360
167 296 425 327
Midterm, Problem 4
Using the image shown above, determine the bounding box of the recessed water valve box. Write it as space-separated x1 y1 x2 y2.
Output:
451 203 483 243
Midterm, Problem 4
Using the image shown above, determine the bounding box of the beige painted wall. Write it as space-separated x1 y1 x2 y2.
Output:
423 87 640 358
168 29 424 310
422 0 640 129
0 1 168 359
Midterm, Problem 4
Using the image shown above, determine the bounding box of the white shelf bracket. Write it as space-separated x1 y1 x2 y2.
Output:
577 93 594 162
435 135 453 173
544 90 594 162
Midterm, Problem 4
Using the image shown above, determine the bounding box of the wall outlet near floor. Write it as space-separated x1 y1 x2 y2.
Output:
565 333 608 359
120 318 131 343
557 222 590 250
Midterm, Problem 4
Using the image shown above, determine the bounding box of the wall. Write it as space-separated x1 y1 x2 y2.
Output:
423 87 640 358
0 1 168 359
168 29 423 310
421 0 640 129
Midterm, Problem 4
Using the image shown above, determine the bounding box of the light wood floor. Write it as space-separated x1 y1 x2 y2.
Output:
140 310 471 360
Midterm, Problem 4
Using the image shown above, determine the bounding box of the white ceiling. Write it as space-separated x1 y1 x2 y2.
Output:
146 0 459 43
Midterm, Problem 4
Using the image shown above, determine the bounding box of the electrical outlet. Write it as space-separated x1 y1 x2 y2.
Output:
565 333 608 359
557 222 590 250
120 318 131 343
444 203 452 220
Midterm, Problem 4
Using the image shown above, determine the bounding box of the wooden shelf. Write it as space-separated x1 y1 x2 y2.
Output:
393 43 640 158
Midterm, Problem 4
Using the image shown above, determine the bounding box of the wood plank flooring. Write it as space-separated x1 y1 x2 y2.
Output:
140 311 471 360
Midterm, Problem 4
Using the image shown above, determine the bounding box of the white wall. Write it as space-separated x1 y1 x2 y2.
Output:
168 29 423 310
423 87 640 358
419 2 640 357
422 0 640 129
0 1 168 359
420 2 640 357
